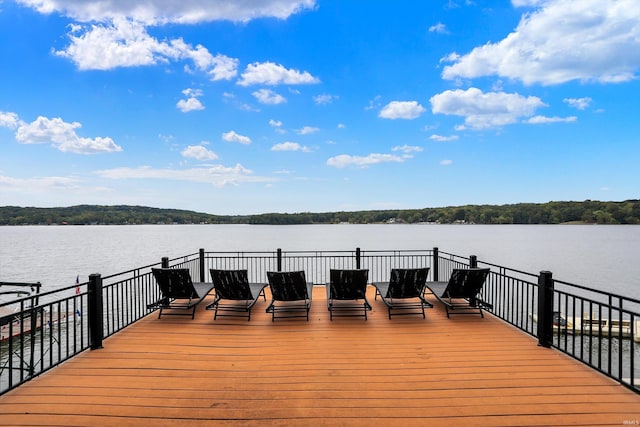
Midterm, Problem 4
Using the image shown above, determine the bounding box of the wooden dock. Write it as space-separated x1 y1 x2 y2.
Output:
1 286 639 426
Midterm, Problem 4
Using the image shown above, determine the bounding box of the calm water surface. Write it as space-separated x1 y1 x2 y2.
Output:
0 224 638 297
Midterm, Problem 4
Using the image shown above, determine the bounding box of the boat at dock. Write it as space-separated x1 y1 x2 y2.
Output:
570 315 639 341
0 282 75 342
530 311 640 341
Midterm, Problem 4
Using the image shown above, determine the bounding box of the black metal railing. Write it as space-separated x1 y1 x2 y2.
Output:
547 277 639 392
1 247 638 396
465 257 639 393
1 281 85 394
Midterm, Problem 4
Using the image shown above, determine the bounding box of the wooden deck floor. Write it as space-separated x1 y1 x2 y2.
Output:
1 286 639 426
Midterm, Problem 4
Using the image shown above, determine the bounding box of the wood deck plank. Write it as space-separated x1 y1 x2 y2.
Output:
1 286 639 426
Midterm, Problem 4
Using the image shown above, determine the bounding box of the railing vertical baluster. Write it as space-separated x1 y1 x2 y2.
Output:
432 247 439 281
570 295 576 353
28 297 37 378
88 273 104 350
631 315 635 387
537 271 554 348
277 248 282 272
618 298 623 382
579 299 584 361
199 249 205 282
356 248 361 269
57 301 62 363
608 295 613 375
598 304 603 370
562 293 568 349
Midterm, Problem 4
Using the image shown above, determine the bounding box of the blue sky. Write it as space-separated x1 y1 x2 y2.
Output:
1 0 639 215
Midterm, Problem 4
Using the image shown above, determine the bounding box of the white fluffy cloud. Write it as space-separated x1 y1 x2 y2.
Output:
54 18 240 77
271 142 310 152
0 111 21 129
429 134 459 142
392 145 423 153
564 97 592 110
430 87 546 129
181 145 218 161
22 1 313 80
296 126 319 135
16 0 317 25
222 130 252 144
252 89 287 105
14 115 122 154
392 145 423 159
177 88 205 112
326 153 404 168
442 0 640 85
95 164 274 187
379 101 426 120
238 62 320 86
0 174 80 192
429 23 449 34
511 0 552 7
525 115 577 124
313 94 338 105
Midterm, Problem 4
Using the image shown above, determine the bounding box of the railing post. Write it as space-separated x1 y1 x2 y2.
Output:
161 257 169 268
88 273 104 350
277 248 282 272
356 247 361 269
470 255 477 268
199 248 205 282
537 271 554 348
432 247 439 281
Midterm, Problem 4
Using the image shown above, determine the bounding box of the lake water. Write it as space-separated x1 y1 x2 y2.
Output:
0 224 639 298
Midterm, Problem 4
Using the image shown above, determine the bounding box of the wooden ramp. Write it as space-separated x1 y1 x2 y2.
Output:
1 286 639 426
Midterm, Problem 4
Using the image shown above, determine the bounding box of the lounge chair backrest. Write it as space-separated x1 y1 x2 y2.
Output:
329 269 368 300
152 268 196 299
267 271 308 301
442 268 490 299
387 268 429 298
210 269 252 300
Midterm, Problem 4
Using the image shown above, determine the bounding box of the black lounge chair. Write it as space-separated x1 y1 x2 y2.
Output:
425 268 492 317
206 269 267 321
266 271 313 321
373 268 433 319
326 269 371 320
148 268 214 319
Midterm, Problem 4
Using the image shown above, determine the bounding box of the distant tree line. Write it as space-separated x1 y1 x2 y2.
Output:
1 200 639 226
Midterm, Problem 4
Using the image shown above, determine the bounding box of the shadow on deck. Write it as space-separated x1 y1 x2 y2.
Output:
1 286 639 426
